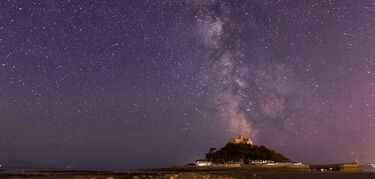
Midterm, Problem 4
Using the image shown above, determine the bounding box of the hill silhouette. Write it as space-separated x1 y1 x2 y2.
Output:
205 143 291 164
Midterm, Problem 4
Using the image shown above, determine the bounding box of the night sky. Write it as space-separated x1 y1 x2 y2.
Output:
1 0 375 170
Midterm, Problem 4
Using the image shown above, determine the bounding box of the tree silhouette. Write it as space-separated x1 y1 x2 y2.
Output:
205 143 291 164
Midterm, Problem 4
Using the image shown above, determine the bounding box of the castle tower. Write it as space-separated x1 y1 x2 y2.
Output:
231 134 253 145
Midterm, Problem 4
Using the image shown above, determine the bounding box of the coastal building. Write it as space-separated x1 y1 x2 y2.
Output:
230 135 253 145
195 159 212 167
310 162 363 172
251 160 274 164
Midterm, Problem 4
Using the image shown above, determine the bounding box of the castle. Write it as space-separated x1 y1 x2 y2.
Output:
230 134 253 145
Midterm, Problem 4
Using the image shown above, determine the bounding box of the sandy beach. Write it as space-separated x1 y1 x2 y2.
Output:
1 170 375 179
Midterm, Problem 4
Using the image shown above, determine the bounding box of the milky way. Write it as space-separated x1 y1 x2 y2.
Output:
193 0 254 138
1 0 375 170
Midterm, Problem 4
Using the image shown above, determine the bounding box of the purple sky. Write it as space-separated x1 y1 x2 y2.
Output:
1 0 375 170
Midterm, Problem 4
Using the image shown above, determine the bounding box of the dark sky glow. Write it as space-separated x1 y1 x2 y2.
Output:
1 0 375 170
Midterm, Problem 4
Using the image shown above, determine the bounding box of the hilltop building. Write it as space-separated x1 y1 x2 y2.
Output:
230 134 253 145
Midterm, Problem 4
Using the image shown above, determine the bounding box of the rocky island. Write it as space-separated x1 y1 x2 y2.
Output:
204 135 291 164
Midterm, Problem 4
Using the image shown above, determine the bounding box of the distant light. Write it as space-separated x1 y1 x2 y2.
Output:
195 160 212 167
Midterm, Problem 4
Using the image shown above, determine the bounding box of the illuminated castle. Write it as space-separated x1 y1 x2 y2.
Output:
231 134 253 145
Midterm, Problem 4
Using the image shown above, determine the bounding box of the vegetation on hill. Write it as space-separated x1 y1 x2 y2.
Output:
205 143 291 164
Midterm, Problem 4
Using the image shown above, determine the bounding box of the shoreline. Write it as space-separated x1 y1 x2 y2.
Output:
1 170 375 179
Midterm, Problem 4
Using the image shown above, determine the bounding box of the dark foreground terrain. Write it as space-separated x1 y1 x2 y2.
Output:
1 170 375 179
